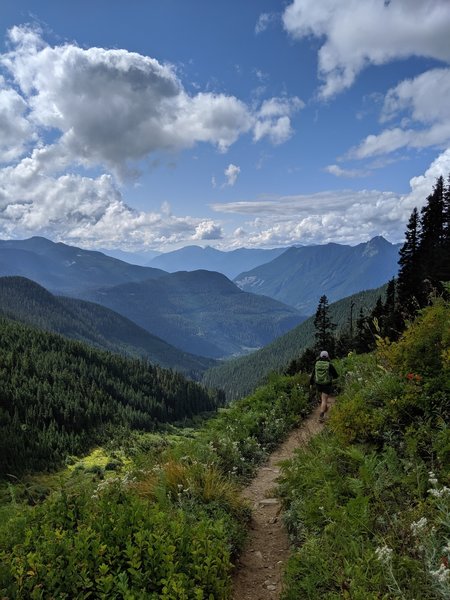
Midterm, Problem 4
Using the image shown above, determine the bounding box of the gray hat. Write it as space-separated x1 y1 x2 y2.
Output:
320 350 329 359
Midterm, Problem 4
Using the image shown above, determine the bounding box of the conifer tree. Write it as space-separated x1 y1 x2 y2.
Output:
419 175 445 285
397 207 422 317
354 308 372 353
382 278 399 340
313 295 336 355
441 174 450 280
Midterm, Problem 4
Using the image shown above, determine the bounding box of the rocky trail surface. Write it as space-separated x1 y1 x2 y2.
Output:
232 402 326 600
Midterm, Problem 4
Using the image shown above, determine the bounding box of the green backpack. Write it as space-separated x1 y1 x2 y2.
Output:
315 360 331 385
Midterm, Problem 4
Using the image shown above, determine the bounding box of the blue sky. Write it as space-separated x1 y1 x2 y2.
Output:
1 0 450 252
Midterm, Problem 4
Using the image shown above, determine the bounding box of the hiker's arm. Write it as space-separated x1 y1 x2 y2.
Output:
330 364 339 379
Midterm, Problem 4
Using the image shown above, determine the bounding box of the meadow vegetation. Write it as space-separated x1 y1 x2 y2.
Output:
278 300 449 599
0 372 309 599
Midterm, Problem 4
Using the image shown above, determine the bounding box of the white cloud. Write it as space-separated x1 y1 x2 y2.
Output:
0 151 224 250
0 25 302 177
224 163 240 187
253 97 303 144
325 164 370 178
351 68 450 158
283 0 450 98
211 148 450 247
0 76 35 162
0 25 304 250
193 220 223 240
255 13 277 35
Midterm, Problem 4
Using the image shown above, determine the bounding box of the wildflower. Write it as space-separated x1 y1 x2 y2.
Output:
410 517 428 535
375 545 393 564
430 563 450 584
428 471 438 485
428 486 450 498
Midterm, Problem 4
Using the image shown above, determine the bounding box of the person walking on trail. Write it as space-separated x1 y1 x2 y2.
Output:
310 350 338 423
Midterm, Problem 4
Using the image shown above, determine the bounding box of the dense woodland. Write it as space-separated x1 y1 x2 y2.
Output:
0 276 215 378
0 319 224 476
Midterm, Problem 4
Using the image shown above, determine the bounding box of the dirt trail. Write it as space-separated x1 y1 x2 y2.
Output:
232 402 326 600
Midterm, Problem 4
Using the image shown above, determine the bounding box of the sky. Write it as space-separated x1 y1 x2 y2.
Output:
1 0 450 253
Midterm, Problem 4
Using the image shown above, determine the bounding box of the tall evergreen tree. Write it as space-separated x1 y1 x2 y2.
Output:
382 278 399 340
441 174 450 280
313 295 336 355
397 207 422 317
419 175 446 284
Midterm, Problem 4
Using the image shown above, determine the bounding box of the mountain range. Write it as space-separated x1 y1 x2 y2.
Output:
0 236 165 296
0 235 400 367
234 236 400 314
147 245 288 279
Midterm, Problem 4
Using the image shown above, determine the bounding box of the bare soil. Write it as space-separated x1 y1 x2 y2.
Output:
232 402 326 600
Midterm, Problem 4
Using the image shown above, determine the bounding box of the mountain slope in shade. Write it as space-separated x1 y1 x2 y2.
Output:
0 237 166 295
202 285 387 400
0 276 215 378
234 236 400 314
84 270 306 359
148 245 288 279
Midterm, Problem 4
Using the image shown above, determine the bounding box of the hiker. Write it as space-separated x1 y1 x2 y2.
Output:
310 350 338 422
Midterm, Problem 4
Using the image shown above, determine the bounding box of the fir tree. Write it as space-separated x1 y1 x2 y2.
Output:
313 295 336 355
419 175 446 285
397 207 422 317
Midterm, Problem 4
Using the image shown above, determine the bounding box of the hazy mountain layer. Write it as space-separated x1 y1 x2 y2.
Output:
148 245 288 279
0 237 166 295
83 269 306 358
234 236 400 314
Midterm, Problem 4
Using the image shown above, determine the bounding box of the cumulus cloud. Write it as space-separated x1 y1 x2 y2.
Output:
1 26 254 173
350 68 450 158
211 149 450 247
192 220 223 240
224 163 240 187
283 0 450 99
0 25 302 175
0 151 224 249
0 76 35 162
253 97 303 144
0 25 303 249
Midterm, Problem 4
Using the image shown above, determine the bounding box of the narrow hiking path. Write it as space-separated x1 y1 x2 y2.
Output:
232 402 327 600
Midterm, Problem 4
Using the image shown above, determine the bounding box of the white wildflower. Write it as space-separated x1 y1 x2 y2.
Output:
430 563 450 584
375 545 393 564
410 517 428 536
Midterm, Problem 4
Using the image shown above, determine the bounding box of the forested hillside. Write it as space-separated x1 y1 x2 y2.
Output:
234 236 399 313
0 318 223 476
203 285 385 399
83 270 305 358
0 276 215 378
